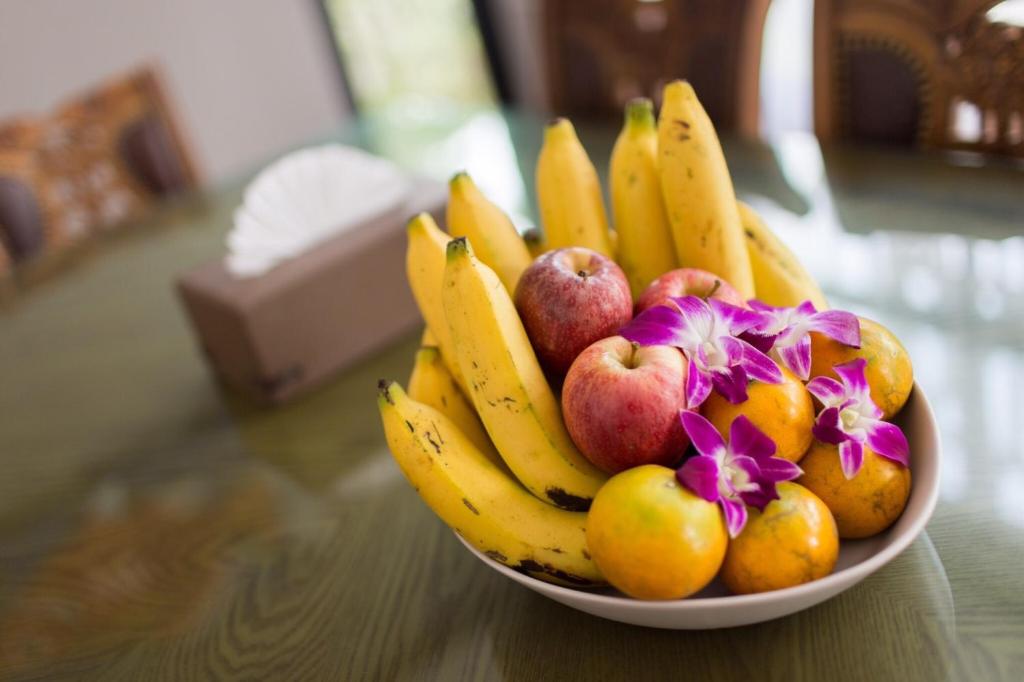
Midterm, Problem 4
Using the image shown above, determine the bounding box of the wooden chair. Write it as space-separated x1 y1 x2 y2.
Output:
543 0 772 135
0 66 200 275
814 0 1024 156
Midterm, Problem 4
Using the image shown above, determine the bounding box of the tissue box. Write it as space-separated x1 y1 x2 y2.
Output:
176 177 444 404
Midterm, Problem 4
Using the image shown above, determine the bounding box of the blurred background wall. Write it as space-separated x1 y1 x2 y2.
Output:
0 0 350 183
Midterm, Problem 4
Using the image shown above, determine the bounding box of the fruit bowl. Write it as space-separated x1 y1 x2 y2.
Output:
456 383 940 629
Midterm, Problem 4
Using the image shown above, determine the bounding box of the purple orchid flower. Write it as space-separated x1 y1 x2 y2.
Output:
748 300 861 380
621 296 782 408
676 411 802 538
806 358 910 479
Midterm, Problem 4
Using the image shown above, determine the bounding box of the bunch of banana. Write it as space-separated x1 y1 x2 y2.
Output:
447 172 531 294
738 201 828 310
378 381 603 586
610 97 679 298
536 118 614 258
406 213 469 395
443 238 607 510
658 80 755 299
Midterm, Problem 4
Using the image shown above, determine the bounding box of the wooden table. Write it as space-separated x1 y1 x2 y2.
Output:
1 110 1022 681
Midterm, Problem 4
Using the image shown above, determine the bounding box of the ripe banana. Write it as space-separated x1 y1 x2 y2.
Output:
536 118 614 257
738 201 828 310
658 80 755 298
447 172 532 294
443 238 607 510
420 326 436 346
378 381 604 586
405 213 468 394
408 345 507 471
610 98 679 298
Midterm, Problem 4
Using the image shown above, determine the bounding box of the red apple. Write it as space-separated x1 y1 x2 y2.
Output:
635 268 745 314
514 247 633 376
562 336 690 474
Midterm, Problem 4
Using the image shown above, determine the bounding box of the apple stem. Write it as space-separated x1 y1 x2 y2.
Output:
703 279 722 301
628 342 641 369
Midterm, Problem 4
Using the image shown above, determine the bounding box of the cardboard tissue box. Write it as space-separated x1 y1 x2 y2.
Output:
176 146 442 404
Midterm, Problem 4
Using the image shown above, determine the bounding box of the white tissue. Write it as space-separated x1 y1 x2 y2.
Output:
225 144 411 277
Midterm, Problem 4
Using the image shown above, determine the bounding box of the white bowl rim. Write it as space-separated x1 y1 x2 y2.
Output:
459 382 941 611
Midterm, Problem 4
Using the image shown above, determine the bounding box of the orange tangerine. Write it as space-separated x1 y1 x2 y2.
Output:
809 317 913 419
702 367 814 463
721 482 839 594
798 440 911 539
585 465 727 600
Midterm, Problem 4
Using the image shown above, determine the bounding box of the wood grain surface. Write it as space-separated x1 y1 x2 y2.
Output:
1 113 1022 681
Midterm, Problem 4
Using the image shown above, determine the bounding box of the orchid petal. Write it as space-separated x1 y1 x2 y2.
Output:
685 358 713 409
667 295 713 327
746 299 778 313
620 305 687 347
806 376 846 407
838 439 865 479
776 334 812 380
723 336 783 385
865 420 910 467
808 310 861 347
719 497 749 538
676 455 721 503
812 407 848 444
739 486 778 511
708 298 766 335
833 358 871 399
794 300 819 317
729 415 777 461
679 410 726 459
739 330 777 354
711 364 749 404
757 456 803 483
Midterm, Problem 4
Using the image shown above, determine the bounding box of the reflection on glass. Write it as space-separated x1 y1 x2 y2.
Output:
0 474 278 674
745 131 1024 527
322 0 496 117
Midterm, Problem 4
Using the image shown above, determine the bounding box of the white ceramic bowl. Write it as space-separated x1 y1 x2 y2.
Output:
457 383 941 629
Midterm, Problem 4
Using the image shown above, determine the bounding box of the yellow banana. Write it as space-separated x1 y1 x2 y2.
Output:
658 80 755 298
738 201 828 310
405 213 468 394
447 172 532 294
443 238 607 510
420 326 436 346
610 98 678 298
378 381 604 586
536 118 614 257
408 345 506 471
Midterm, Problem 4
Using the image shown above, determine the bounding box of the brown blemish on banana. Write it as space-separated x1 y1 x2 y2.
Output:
462 498 480 515
429 420 444 444
513 559 595 586
673 119 691 141
545 487 591 512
